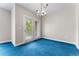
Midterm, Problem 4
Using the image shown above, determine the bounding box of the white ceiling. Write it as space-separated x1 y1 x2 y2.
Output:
0 3 13 11
18 3 69 14
0 3 74 13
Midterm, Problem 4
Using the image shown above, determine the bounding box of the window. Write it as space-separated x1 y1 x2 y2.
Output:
25 19 32 36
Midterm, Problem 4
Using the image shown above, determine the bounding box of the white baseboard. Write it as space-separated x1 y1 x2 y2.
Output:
11 41 16 46
14 37 41 47
13 36 77 47
44 36 79 50
3 36 77 50
14 41 25 47
75 44 79 49
43 36 76 45
0 40 11 44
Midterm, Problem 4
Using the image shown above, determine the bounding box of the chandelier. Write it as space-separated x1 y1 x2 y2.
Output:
35 3 48 16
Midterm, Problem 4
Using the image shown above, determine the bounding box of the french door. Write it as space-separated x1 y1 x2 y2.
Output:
23 16 39 41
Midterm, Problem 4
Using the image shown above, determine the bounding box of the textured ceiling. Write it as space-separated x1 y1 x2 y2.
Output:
0 3 13 11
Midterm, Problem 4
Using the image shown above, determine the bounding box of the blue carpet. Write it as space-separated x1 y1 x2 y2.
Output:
0 38 79 56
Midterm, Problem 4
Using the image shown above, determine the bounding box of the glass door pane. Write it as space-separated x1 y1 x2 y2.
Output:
24 18 33 40
25 20 32 36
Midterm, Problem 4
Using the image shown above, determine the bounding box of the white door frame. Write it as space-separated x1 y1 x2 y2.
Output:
23 15 40 43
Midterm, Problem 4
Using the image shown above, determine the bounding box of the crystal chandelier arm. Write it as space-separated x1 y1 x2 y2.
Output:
35 3 48 16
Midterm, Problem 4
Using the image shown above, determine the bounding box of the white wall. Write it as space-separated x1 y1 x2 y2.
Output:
0 8 11 43
42 4 76 44
14 4 40 46
11 3 78 47
77 3 79 48
11 4 16 45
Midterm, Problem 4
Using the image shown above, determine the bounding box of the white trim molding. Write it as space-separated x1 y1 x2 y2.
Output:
76 44 79 49
0 40 11 44
75 3 79 49
43 36 75 45
43 36 79 49
13 37 41 47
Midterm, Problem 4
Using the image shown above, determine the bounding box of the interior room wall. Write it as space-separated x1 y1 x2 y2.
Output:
0 8 11 43
14 4 40 46
42 3 76 44
11 4 16 45
77 3 79 48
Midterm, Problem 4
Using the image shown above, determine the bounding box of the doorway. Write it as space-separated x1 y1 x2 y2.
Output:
23 16 39 42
